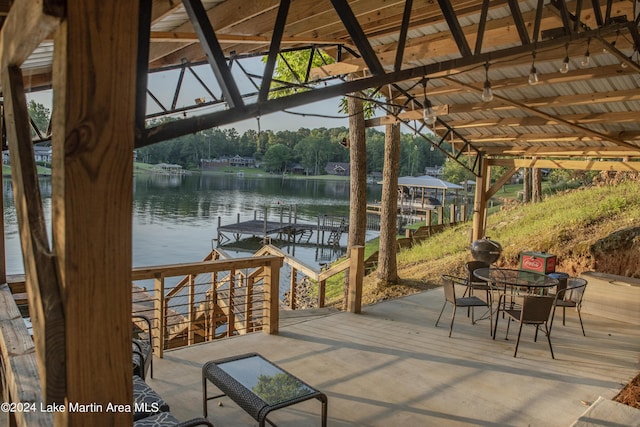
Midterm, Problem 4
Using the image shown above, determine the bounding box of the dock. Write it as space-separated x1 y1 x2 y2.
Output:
216 219 314 244
214 205 349 247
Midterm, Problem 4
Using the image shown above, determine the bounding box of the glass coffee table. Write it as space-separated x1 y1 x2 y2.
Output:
202 353 327 426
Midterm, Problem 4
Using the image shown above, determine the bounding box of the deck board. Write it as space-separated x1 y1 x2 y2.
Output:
147 288 640 426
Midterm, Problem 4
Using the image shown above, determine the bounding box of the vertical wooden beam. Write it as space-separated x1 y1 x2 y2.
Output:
51 1 139 423
263 258 282 334
289 267 297 309
318 279 326 308
472 158 489 241
2 65 66 405
348 246 364 313
188 274 195 345
154 276 165 358
227 270 235 337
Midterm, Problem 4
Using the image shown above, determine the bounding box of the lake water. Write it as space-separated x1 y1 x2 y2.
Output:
3 173 382 275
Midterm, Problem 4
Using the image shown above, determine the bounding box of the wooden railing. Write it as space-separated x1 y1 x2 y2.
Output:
132 254 283 358
0 283 52 426
131 245 366 356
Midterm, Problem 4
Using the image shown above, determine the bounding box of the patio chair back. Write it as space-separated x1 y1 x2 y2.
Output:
551 277 588 336
563 277 587 304
465 261 489 285
520 296 555 324
442 275 459 303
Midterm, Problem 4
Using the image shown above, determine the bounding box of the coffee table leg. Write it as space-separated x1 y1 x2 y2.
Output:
321 395 328 427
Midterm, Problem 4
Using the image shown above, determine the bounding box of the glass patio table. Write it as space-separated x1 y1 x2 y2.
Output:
202 352 327 427
473 267 559 291
473 267 558 338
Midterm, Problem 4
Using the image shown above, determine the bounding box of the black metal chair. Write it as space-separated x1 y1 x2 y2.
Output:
550 277 588 336
133 314 153 379
134 413 214 427
501 295 555 359
435 275 492 337
464 261 492 322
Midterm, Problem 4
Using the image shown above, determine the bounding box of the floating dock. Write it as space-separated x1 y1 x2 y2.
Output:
214 205 349 247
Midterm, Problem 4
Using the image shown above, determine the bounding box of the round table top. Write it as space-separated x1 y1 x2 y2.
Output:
474 267 559 288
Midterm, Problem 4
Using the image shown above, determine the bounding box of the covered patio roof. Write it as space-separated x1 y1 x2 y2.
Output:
10 0 640 168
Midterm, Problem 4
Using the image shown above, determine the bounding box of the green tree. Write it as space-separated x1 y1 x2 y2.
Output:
28 100 51 137
263 143 293 173
442 157 475 185
266 49 335 98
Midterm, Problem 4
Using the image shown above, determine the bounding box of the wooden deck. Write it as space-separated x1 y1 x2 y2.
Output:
146 288 640 426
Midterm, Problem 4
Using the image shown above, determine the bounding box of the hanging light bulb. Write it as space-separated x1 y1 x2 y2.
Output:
560 44 570 74
423 99 437 125
528 52 539 85
581 38 591 67
528 64 539 85
422 77 437 125
481 62 494 102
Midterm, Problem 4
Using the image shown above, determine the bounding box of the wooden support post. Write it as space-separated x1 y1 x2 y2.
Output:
245 276 254 332
48 2 139 423
188 274 195 345
2 65 66 405
263 257 282 334
437 206 444 224
154 277 165 358
348 245 364 313
289 267 297 309
318 280 326 308
227 270 236 337
449 205 456 224
472 157 490 241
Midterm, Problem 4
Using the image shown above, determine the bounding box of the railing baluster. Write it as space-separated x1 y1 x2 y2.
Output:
188 274 195 345
153 275 165 358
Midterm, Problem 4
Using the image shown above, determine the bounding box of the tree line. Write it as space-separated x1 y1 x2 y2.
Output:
135 118 448 175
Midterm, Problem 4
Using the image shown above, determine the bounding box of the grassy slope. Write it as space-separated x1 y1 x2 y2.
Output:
352 180 640 304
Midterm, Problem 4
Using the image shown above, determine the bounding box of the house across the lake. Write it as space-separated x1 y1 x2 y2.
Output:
325 162 350 176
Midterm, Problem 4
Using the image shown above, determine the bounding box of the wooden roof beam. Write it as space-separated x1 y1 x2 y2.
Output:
437 111 640 130
309 1 635 79
149 31 345 45
481 146 640 157
148 0 280 63
488 157 640 171
0 0 62 68
460 131 640 142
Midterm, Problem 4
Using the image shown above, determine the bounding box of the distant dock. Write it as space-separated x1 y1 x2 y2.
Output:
214 205 349 247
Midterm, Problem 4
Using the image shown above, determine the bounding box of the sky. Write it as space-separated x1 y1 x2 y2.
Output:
26 89 350 135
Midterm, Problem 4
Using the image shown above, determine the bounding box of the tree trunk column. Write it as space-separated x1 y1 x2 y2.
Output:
344 93 367 309
376 122 400 285
472 157 489 242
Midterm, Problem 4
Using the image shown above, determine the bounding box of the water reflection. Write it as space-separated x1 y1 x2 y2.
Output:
3 174 382 274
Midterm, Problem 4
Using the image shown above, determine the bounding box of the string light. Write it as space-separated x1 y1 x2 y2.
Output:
560 43 570 74
481 62 494 102
422 78 437 126
528 52 539 85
